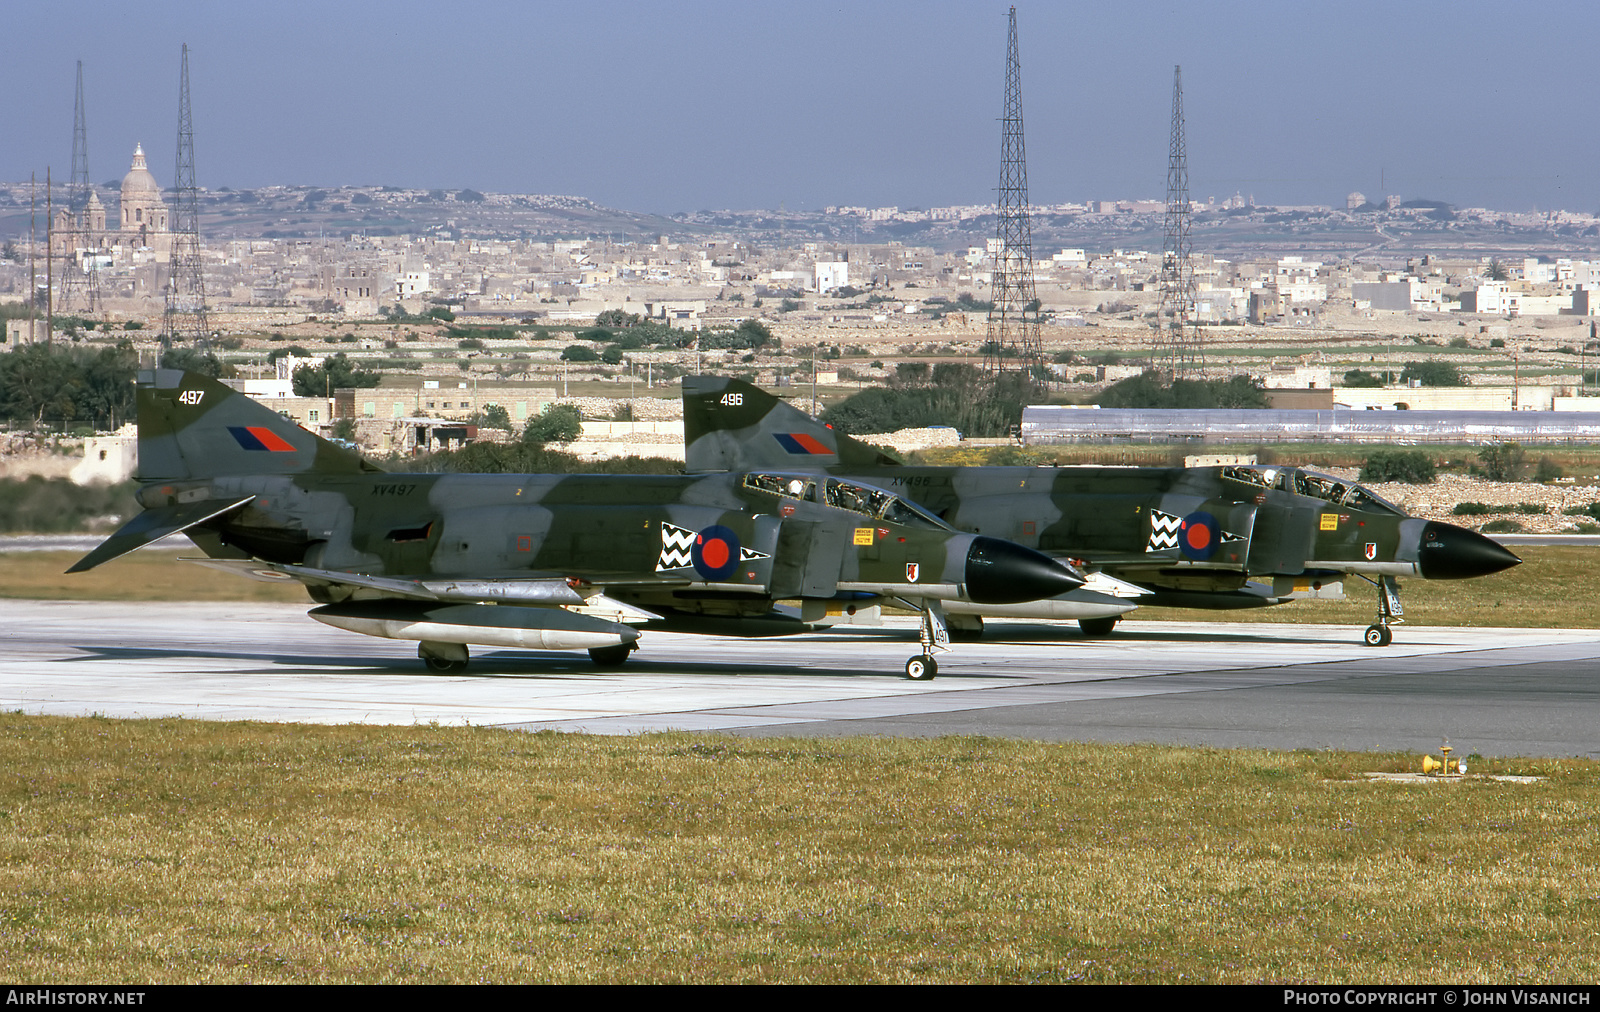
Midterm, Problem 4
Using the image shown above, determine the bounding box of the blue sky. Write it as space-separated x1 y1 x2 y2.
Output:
5 1 1596 215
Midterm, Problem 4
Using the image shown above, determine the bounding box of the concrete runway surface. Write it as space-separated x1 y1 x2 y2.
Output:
4 600 1598 758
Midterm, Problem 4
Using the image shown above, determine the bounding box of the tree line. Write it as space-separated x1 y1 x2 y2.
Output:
0 343 138 430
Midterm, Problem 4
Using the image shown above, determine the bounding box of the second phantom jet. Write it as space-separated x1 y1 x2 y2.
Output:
681 375 1521 645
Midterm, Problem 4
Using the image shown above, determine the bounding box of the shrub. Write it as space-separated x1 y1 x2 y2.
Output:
1534 456 1563 483
522 403 583 444
1452 502 1493 516
1477 441 1526 482
1359 450 1435 484
1480 519 1523 533
1097 371 1270 409
1399 361 1465 386
0 477 139 533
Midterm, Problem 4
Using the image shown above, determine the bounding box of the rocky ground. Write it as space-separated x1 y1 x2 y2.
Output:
1322 467 1599 533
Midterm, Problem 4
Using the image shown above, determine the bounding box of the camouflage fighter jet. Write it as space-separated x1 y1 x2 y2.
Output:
68 370 1085 679
681 375 1522 646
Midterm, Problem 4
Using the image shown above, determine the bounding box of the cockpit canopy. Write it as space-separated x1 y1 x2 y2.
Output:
741 472 949 530
1221 465 1403 515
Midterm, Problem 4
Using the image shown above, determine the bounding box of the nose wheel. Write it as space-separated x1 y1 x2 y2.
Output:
903 599 951 679
1358 575 1403 647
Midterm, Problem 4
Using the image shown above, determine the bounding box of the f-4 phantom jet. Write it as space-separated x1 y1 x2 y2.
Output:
70 370 1084 679
682 376 1522 645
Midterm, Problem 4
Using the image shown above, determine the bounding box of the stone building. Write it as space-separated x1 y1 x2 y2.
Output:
51 144 172 261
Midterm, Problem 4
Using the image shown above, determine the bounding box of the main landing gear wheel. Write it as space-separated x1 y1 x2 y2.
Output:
588 643 635 667
418 642 469 673
948 615 985 642
1078 617 1118 638
1364 624 1393 648
905 655 938 680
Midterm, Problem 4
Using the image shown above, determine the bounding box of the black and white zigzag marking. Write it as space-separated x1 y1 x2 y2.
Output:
739 546 770 562
657 522 696 571
1147 509 1182 552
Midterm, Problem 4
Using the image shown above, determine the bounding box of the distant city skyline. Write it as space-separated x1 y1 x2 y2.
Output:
5 1 1597 218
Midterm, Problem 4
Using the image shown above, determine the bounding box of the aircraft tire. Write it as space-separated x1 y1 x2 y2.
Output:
419 642 469 673
949 616 985 642
904 655 937 680
589 644 634 667
1363 625 1392 647
1078 617 1118 638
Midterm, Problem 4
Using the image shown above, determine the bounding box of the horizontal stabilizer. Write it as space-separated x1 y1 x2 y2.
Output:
66 496 255 573
1083 572 1151 599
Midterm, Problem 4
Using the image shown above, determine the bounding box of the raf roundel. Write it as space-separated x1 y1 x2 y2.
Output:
691 524 742 581
1179 511 1220 561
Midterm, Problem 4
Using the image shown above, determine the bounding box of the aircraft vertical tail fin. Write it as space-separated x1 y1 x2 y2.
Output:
136 368 376 481
682 375 898 473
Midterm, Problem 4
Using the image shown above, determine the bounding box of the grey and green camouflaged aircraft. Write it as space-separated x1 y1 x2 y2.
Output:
681 375 1523 646
69 369 1086 679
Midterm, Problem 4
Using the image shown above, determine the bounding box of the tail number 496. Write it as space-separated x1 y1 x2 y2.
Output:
720 393 743 407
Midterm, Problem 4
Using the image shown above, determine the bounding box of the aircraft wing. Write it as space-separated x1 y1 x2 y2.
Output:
180 558 664 622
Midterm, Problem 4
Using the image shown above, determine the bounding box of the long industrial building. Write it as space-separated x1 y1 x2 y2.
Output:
1020 406 1600 446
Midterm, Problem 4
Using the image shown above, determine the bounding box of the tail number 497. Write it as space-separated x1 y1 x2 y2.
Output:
178 390 205 405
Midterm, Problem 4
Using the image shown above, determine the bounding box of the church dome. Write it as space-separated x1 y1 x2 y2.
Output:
121 143 161 197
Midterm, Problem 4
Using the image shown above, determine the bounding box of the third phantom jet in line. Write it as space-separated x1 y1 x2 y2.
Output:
681 375 1522 645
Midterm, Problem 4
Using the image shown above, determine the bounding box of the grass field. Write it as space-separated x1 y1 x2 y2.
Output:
0 551 310 603
1123 545 1600 629
0 716 1594 984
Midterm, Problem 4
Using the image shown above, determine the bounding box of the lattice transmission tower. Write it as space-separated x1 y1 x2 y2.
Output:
60 61 101 315
983 5 1042 395
1153 64 1202 380
164 43 209 347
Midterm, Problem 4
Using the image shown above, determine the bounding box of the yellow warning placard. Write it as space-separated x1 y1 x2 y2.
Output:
1319 513 1339 531
853 528 875 546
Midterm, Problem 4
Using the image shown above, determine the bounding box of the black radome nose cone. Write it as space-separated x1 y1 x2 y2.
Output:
964 536 1085 604
1417 521 1522 580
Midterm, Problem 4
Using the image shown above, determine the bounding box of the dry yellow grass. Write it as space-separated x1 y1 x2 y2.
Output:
0 716 1593 983
0 551 308 603
1122 546 1599 629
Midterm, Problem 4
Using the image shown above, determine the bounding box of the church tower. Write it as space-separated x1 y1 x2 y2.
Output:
119 143 168 247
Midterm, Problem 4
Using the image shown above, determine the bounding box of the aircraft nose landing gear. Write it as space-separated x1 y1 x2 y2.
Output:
903 599 951 679
1359 575 1402 647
